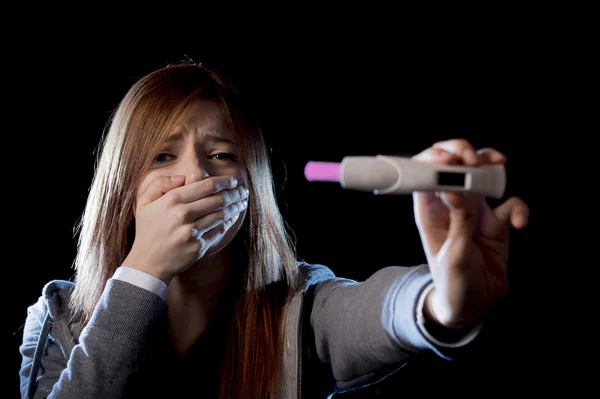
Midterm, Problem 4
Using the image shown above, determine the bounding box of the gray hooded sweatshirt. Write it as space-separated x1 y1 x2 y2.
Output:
19 262 480 398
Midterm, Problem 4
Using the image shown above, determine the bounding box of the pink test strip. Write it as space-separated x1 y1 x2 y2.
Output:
304 161 342 182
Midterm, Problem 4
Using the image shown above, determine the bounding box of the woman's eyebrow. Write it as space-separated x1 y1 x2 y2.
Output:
203 133 237 146
165 131 237 146
165 132 184 143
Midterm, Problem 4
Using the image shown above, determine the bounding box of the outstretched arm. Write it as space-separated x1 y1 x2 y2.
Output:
305 263 480 393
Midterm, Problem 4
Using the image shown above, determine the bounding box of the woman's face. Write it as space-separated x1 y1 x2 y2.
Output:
136 99 249 256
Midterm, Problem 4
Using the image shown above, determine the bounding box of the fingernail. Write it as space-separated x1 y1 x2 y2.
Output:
170 175 185 182
229 176 238 187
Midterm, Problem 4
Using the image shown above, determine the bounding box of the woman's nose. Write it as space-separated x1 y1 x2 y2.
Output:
182 159 209 185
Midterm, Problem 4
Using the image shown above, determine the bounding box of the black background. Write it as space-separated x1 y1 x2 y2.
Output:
6 15 577 397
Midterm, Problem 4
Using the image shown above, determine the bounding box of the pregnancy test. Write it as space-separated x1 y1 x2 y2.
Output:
304 155 506 198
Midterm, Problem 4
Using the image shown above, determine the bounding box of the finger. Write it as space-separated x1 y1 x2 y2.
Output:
137 175 186 208
191 199 248 233
197 212 241 254
167 175 239 204
438 192 477 237
476 147 507 165
412 147 459 164
493 196 530 230
433 139 479 166
178 186 249 223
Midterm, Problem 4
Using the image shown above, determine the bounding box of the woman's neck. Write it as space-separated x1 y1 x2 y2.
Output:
166 248 231 358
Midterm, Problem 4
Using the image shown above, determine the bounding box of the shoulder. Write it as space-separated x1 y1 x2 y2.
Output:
27 280 76 325
297 261 340 288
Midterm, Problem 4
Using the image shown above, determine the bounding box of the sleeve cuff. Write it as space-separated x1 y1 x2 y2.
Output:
112 266 168 300
415 282 483 348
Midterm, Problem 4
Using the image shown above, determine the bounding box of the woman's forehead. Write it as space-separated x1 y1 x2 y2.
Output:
172 100 236 140
180 100 225 126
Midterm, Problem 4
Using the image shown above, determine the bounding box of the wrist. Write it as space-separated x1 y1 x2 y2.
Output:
422 287 475 342
122 255 174 285
423 287 469 329
423 288 443 326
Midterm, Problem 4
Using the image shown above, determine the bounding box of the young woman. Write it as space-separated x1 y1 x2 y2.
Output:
19 61 529 398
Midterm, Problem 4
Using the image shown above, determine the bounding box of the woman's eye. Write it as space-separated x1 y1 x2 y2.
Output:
154 153 175 163
209 152 239 161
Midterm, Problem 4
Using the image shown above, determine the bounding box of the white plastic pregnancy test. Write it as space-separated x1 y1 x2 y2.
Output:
304 155 506 198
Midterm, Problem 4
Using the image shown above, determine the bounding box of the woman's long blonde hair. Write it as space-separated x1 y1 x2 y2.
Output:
70 62 300 398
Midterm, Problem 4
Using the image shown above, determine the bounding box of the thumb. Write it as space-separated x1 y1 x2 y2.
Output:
137 175 186 208
493 196 530 230
440 192 477 238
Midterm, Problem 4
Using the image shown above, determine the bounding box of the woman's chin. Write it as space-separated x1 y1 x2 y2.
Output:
205 241 227 257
